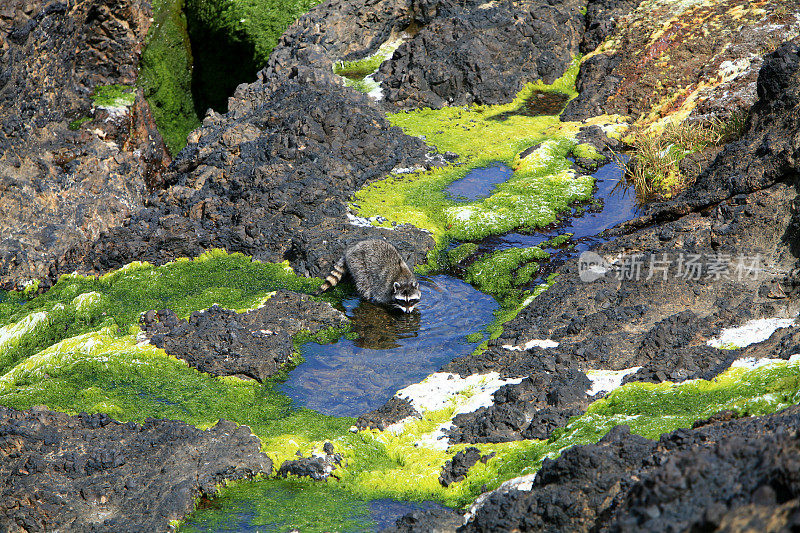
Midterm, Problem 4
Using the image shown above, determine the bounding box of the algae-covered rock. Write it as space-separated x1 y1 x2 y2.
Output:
0 0 169 290
0 406 270 532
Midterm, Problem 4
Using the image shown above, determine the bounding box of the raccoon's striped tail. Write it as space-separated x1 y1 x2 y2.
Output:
314 256 347 295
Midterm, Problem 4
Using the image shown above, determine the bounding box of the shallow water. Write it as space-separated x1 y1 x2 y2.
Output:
445 163 514 202
489 90 570 120
281 275 498 417
494 160 639 253
181 478 449 532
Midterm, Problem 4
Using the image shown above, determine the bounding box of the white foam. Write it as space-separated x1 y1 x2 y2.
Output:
396 371 524 414
585 367 642 396
707 318 796 349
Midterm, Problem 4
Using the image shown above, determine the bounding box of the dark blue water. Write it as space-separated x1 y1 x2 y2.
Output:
281 275 498 417
494 160 639 253
446 163 513 202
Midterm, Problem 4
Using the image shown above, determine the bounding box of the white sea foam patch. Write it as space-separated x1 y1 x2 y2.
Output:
585 367 642 396
503 338 559 351
707 318 796 349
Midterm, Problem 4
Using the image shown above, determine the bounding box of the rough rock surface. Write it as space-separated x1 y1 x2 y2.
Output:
380 507 464 533
139 291 348 381
0 406 271 532
439 447 495 487
562 0 800 124
446 369 590 444
464 406 800 532
356 396 419 431
277 443 343 481
0 0 169 289
375 0 585 109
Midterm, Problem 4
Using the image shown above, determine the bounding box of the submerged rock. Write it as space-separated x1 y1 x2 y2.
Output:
0 406 270 532
139 291 348 382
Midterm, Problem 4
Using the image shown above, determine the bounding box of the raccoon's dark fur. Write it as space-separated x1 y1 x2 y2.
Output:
315 240 421 313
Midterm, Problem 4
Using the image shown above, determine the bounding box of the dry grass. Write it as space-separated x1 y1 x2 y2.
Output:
617 114 747 199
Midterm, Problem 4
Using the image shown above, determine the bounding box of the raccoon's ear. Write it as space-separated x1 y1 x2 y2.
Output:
393 281 400 291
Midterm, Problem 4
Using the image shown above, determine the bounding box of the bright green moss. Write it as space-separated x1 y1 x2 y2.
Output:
573 142 604 160
140 0 201 155
333 35 406 93
0 328 352 442
447 243 479 266
353 60 610 242
68 117 91 131
465 247 549 306
0 251 331 372
91 85 136 108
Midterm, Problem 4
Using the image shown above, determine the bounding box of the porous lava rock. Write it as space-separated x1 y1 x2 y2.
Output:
277 443 343 480
446 369 590 444
0 406 271 532
375 0 586 109
139 291 348 381
357 396 419 431
380 507 464 533
463 406 800 531
439 447 494 487
0 0 169 289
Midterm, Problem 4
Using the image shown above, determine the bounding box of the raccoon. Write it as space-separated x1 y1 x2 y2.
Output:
315 240 421 313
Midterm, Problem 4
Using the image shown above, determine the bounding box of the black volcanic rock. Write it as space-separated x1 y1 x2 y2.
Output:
375 0 585 109
140 291 348 381
464 406 800 532
0 406 270 532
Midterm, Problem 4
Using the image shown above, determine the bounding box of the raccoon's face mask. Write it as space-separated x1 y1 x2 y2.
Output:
392 281 421 313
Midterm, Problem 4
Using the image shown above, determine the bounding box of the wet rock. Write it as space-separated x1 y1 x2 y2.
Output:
375 0 585 109
0 0 170 289
383 509 463 533
380 507 464 533
464 406 800 532
446 369 591 444
277 446 343 481
0 406 270 532
439 447 494 487
357 396 420 431
139 291 348 382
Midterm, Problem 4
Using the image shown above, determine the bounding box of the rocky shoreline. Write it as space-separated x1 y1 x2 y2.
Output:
2 0 800 531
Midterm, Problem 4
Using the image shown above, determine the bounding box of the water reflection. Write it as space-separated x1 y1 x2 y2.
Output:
281 275 497 417
446 163 513 202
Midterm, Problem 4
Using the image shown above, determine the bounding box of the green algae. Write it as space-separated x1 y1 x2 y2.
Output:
0 250 330 374
68 117 91 131
181 478 378 532
140 0 201 155
333 34 407 94
352 60 606 242
92 85 136 108
465 246 549 306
